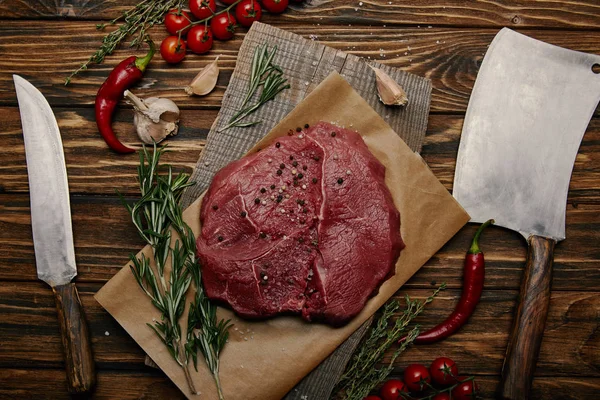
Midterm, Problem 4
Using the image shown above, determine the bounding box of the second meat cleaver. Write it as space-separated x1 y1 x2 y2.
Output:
453 28 600 399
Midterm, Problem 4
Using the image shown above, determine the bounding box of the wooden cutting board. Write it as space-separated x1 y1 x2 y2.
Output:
153 22 432 399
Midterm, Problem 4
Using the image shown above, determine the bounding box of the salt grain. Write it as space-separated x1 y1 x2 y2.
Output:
104 331 110 336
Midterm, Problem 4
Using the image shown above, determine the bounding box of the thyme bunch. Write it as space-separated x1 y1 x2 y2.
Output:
66 0 182 84
219 44 290 132
125 144 230 397
333 284 447 400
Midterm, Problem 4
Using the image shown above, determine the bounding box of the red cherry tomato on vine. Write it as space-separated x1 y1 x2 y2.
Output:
403 364 431 392
451 377 479 400
189 0 216 20
164 9 192 36
235 0 262 27
379 379 407 400
160 36 186 64
363 396 382 400
432 393 451 400
430 357 459 386
210 12 236 40
262 0 288 14
219 0 238 4
187 25 214 54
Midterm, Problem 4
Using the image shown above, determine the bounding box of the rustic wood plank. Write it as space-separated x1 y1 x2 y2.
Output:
3 110 600 201
1 0 599 30
1 281 598 379
2 197 599 290
0 22 599 114
1 368 598 400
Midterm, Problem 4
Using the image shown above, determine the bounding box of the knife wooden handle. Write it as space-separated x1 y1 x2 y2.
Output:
52 282 96 394
498 235 555 400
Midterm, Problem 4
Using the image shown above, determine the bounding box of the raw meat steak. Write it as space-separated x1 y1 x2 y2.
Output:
197 121 404 326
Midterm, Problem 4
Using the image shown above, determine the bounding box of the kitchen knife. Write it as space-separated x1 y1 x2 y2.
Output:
452 29 600 399
14 75 96 394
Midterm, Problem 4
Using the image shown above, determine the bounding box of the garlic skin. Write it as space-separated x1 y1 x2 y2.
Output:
185 56 219 96
369 65 408 107
124 90 180 144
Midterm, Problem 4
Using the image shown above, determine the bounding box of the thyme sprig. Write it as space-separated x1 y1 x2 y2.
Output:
218 44 290 132
333 284 447 400
125 144 230 397
66 0 182 84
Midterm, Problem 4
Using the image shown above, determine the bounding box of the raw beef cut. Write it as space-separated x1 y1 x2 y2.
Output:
197 121 404 326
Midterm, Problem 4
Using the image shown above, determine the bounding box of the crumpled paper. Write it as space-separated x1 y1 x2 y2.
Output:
95 72 470 400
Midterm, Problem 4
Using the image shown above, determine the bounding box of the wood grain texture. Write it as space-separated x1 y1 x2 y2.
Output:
1 0 599 29
51 283 96 393
499 236 556 400
0 22 599 115
3 110 599 201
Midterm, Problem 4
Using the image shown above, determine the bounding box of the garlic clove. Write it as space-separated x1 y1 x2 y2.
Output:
369 65 408 107
125 90 180 145
185 56 219 96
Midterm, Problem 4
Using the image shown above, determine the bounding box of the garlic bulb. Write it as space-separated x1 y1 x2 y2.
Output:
369 65 408 107
124 90 180 144
185 56 220 96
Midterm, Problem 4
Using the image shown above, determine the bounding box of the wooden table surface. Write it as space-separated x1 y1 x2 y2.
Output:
1 1 599 399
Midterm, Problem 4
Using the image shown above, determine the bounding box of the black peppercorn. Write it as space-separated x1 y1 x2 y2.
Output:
298 237 305 243
289 155 294 160
297 173 303 179
259 232 267 238
277 169 282 175
303 208 308 213
292 161 298 167
212 205 218 210
280 163 285 169
296 127 302 132
337 178 344 184
313 156 320 161
304 123 309 129
217 236 223 242
255 198 261 204
270 184 276 189
312 178 318 184
260 188 266 193
331 132 336 137
240 211 247 217
276 195 283 203
275 142 281 148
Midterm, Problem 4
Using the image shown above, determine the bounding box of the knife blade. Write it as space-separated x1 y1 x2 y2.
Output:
452 29 600 399
14 75 96 394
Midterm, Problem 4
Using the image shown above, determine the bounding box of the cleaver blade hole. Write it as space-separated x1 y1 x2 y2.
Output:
593 63 600 74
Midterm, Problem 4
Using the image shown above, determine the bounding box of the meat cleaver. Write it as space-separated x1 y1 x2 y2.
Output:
453 28 600 399
14 75 96 393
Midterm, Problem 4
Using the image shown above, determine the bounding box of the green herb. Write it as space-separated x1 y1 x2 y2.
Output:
332 284 446 400
65 0 181 84
124 144 230 397
218 44 290 132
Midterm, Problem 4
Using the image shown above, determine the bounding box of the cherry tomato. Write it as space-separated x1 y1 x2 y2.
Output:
403 364 431 392
235 0 262 28
430 357 459 386
432 394 451 400
160 36 186 64
261 0 288 14
220 0 238 4
210 12 236 40
187 25 214 54
379 379 407 400
364 396 383 400
189 0 216 20
451 377 479 400
164 8 192 36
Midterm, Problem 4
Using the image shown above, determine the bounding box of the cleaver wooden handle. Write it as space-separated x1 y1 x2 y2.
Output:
498 235 555 400
52 282 96 394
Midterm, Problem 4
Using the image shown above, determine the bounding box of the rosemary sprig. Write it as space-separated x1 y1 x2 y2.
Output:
66 0 181 84
218 44 290 132
125 144 231 397
333 284 447 400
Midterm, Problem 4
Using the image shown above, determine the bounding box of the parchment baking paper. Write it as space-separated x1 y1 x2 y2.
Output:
95 72 470 400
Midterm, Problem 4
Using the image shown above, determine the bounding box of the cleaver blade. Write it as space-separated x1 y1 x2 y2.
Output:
453 28 600 399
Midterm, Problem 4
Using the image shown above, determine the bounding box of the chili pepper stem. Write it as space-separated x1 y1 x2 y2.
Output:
468 219 494 255
135 40 155 72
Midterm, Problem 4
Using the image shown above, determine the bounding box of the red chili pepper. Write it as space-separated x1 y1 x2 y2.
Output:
95 42 155 153
408 219 494 344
